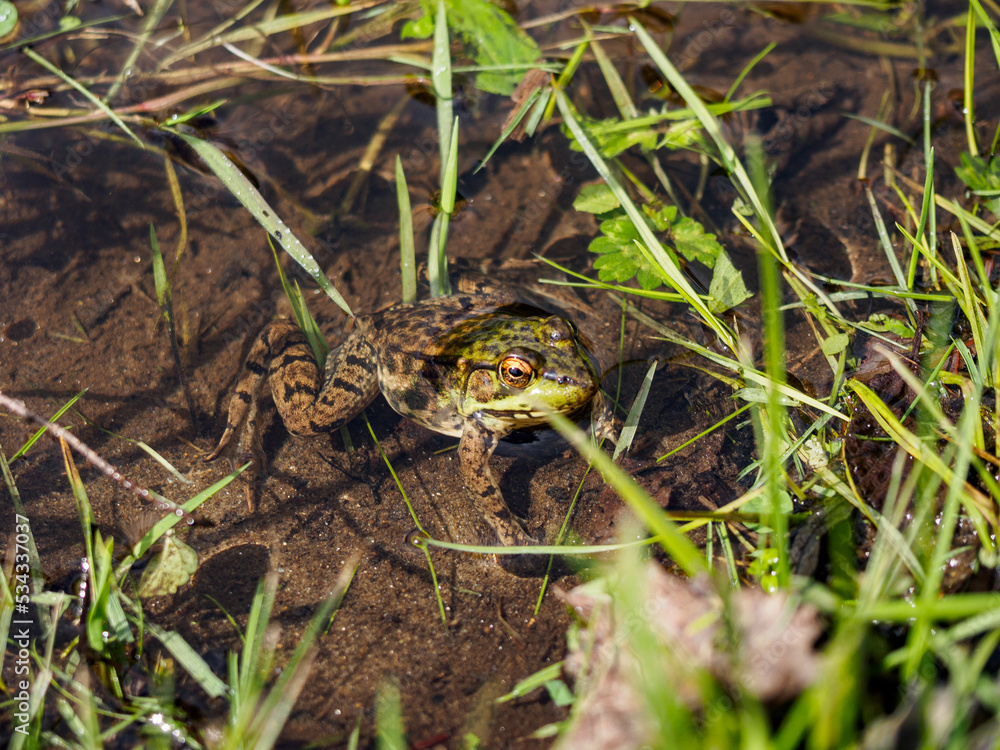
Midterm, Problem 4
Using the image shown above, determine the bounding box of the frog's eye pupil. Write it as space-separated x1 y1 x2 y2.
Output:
499 357 533 388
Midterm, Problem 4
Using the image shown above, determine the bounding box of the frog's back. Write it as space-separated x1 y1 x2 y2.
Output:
376 290 600 433
365 292 518 435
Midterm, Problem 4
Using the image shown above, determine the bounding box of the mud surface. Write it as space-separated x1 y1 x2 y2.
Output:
1 1 997 746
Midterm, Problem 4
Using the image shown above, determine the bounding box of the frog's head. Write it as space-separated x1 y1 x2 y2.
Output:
458 312 602 432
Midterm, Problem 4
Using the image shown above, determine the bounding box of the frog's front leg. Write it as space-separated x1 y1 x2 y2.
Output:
458 419 536 549
207 319 379 510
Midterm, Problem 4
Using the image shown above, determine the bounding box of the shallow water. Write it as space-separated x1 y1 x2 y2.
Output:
1 0 997 745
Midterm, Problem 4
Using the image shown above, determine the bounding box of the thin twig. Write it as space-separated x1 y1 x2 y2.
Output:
0 392 192 521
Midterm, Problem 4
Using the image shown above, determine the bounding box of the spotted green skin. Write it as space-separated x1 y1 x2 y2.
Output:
208 288 611 552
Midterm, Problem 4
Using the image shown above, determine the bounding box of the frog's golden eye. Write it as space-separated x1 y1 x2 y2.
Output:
499 356 533 388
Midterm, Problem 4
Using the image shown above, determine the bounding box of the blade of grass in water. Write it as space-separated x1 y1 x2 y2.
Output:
151 223 198 432
22 47 143 148
553 88 734 353
907 147 937 290
428 117 459 298
171 131 353 317
396 155 416 304
115 466 248 577
105 0 174 104
364 415 447 624
630 20 782 257
8 390 87 462
246 561 356 747
964 3 979 157
847 380 995 526
376 679 406 750
746 134 790 588
631 17 842 323
845 112 915 144
534 401 707 576
613 360 656 461
432 0 452 188
158 1 382 68
1 13 126 52
0 437 51 639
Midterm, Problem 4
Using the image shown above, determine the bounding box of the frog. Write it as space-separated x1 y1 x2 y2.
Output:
206 277 616 558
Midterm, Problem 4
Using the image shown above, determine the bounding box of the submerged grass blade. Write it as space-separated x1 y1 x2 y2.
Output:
847 380 995 527
363 415 447 624
22 47 143 148
159 2 381 68
105 0 174 104
171 132 353 317
151 223 199 432
115 466 248 578
246 560 356 748
619 299 848 422
396 155 416 304
144 616 229 698
613 360 656 460
8 390 86 462
630 20 782 258
376 679 406 750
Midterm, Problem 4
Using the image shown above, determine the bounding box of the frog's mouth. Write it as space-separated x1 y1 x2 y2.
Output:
486 409 547 421
478 401 580 423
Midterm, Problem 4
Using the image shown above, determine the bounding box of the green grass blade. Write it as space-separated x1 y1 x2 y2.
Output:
396 155 416 304
433 0 452 187
629 20 782 258
159 2 379 68
428 116 459 298
364 415 447 623
613 360 656 460
535 401 707 576
9 390 87 462
725 42 775 101
553 88 734 352
843 112 914 143
496 663 563 703
115 465 248 578
171 132 353 317
105 0 174 104
248 561 355 748
376 679 406 750
146 617 229 698
964 2 979 156
22 47 142 148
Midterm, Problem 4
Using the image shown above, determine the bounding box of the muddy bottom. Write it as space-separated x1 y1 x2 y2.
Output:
1 0 997 746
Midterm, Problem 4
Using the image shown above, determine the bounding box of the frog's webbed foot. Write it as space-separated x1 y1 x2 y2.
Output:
459 421 546 574
205 375 269 512
205 319 319 512
591 390 619 446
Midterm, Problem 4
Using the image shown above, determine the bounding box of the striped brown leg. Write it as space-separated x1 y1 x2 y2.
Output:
206 319 378 510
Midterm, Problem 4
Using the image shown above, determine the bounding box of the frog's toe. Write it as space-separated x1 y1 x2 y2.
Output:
210 448 265 512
